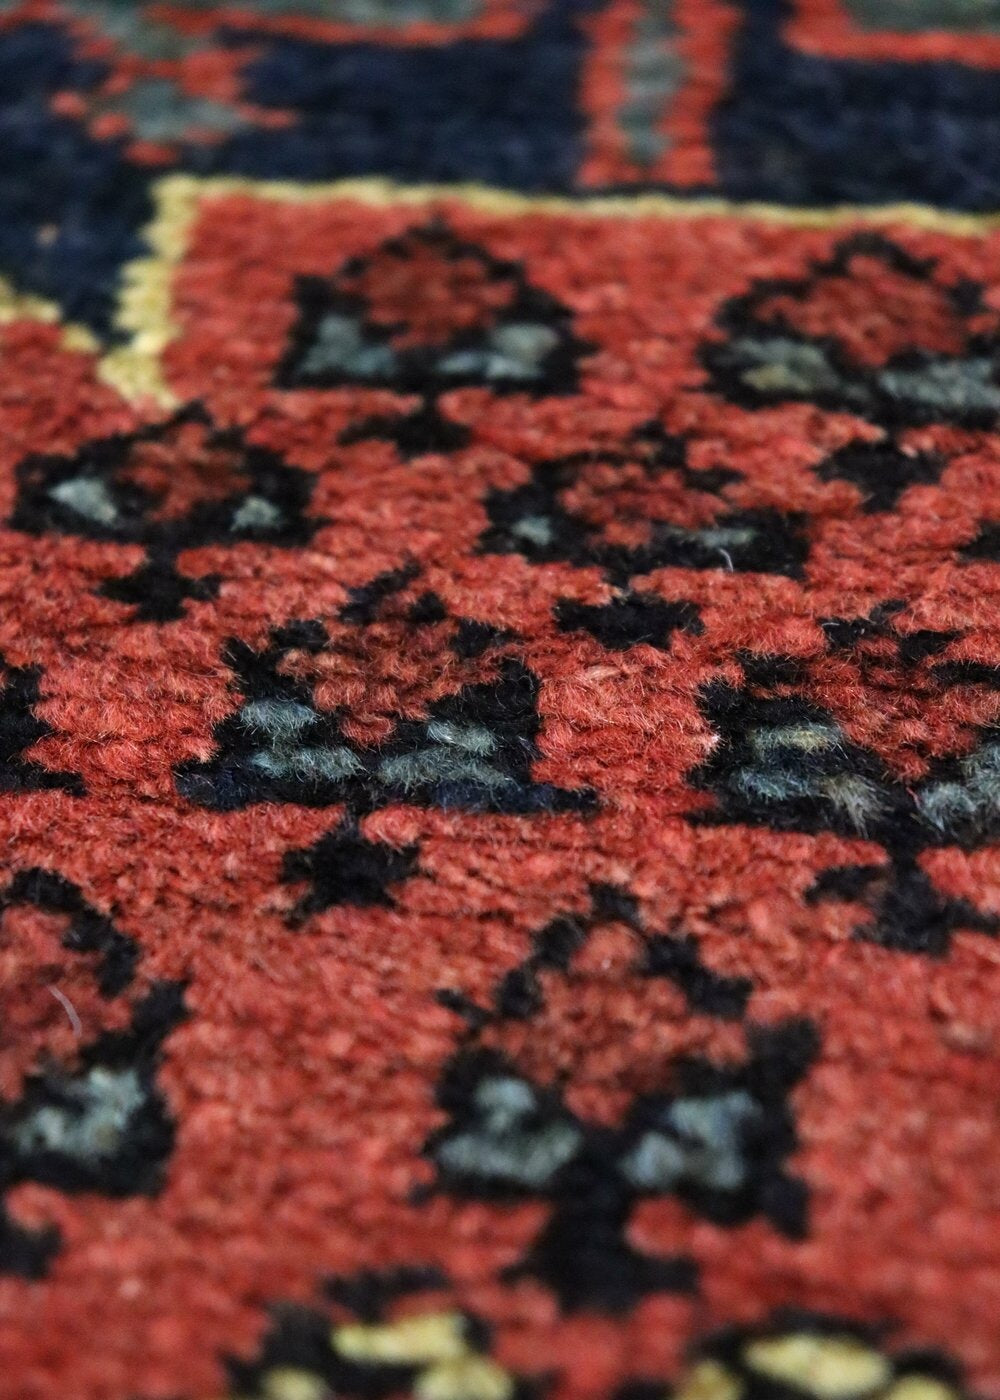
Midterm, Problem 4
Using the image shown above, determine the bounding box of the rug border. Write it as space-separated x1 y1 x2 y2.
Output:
99 173 1000 408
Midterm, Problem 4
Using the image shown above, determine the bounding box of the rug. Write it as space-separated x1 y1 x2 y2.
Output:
0 4 999 1400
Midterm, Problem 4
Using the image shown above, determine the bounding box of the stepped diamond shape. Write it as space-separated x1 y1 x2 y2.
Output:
277 224 589 397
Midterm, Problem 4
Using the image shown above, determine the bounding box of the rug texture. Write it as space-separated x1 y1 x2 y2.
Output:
1 4 1000 1400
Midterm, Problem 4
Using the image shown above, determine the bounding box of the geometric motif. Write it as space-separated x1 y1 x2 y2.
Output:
578 0 737 188
480 429 808 583
704 235 1000 429
692 651 1000 954
278 221 592 461
0 871 184 1279
10 4 1000 1399
225 1299 526 1400
175 627 593 816
11 0 1000 387
11 406 316 620
278 224 589 398
428 883 793 1315
0 659 84 796
1 175 999 1400
224 1309 980 1400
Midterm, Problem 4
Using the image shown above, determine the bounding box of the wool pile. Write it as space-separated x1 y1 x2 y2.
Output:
0 4 999 1400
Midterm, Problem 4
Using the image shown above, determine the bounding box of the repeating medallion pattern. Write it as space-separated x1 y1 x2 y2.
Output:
0 176 998 1400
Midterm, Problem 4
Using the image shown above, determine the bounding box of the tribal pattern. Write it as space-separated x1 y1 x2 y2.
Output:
0 178 996 1399
0 4 999 1399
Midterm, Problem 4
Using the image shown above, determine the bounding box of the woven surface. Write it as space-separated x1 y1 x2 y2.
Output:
0 6 999 1400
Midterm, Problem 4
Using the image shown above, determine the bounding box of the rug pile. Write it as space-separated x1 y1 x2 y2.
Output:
0 4 998 1400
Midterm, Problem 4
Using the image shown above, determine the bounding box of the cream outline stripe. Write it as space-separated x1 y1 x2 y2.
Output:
0 276 98 355
101 173 1000 408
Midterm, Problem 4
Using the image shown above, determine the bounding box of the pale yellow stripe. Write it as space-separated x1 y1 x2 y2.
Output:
99 175 207 408
0 276 98 354
138 172 1000 231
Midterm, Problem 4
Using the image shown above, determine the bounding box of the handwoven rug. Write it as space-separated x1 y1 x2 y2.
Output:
1 4 1000 1399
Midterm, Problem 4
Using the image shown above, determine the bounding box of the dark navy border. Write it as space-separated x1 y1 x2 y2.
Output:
4 0 1000 339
